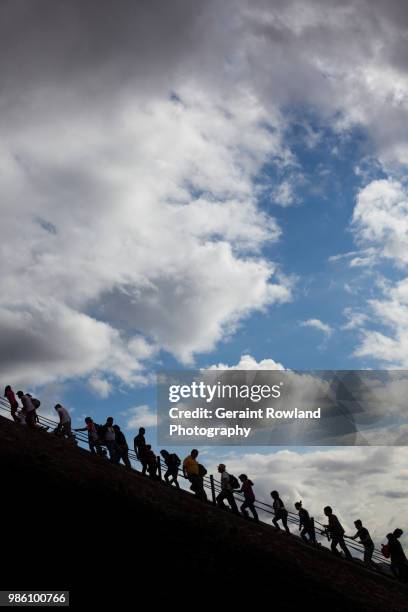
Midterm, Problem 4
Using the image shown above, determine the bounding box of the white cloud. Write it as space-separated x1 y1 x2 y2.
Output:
123 404 157 430
209 353 284 370
300 318 333 337
88 376 112 399
341 308 369 330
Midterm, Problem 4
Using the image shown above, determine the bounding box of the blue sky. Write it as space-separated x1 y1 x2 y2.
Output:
2 0 408 542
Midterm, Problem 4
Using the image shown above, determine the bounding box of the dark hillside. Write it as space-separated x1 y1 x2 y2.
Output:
1 415 407 610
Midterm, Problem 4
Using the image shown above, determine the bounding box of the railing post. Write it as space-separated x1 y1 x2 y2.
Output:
210 474 216 505
157 456 162 481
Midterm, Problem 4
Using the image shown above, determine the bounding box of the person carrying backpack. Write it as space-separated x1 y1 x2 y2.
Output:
271 490 290 534
75 417 105 456
113 424 131 469
160 450 181 488
323 506 352 560
239 474 258 521
216 464 239 513
295 501 315 544
183 449 207 501
16 391 37 428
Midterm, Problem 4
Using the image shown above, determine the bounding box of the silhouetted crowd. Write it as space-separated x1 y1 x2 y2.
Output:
3 384 408 584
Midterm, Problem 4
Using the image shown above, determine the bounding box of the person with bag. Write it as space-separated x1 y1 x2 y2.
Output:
271 490 290 534
160 450 181 488
4 385 19 422
75 417 105 456
216 464 239 513
183 449 207 501
295 501 316 544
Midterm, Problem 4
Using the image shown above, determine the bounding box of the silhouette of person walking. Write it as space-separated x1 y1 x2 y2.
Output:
271 490 290 533
388 529 408 582
145 444 158 478
75 417 105 455
239 474 258 521
4 385 19 422
134 427 148 475
323 506 352 560
183 449 207 501
160 450 181 488
351 519 374 566
54 404 73 440
101 417 119 463
16 391 37 428
113 424 131 469
295 501 316 545
216 464 239 513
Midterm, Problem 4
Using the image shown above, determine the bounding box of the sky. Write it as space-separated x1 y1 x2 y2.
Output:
1 0 408 546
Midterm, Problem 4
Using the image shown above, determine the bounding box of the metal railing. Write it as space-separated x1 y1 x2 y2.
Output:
0 397 391 571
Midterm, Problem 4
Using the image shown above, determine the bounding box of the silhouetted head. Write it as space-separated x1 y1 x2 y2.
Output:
295 501 302 510
85 417 93 424
160 450 169 458
106 417 114 426
239 474 247 482
386 533 393 542
217 463 226 473
54 404 62 410
354 519 362 529
113 424 120 431
270 490 279 499
324 506 333 516
16 391 24 398
146 444 151 450
393 528 403 539
4 385 11 396
139 427 145 434
191 449 199 459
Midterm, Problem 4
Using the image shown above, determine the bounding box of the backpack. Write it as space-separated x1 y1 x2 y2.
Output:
169 453 181 467
198 464 207 477
32 398 41 409
381 544 390 559
229 474 240 489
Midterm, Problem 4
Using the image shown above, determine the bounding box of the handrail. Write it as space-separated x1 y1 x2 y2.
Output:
0 398 391 569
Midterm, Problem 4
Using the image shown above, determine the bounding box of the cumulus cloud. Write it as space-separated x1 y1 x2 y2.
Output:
4 0 408 386
208 353 284 370
123 404 157 430
300 318 333 337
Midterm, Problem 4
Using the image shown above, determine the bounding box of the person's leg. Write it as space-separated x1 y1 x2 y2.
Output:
227 492 239 513
141 460 147 475
331 536 341 556
216 490 227 508
338 537 353 560
241 500 249 517
300 527 309 542
123 450 131 469
164 468 171 483
249 503 259 521
26 411 36 428
272 516 280 529
364 545 374 566
198 477 207 501
281 510 290 534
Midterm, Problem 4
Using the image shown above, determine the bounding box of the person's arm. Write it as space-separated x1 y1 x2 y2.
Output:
351 531 359 540
75 426 87 432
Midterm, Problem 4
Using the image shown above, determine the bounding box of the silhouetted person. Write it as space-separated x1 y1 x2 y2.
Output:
351 519 374 566
16 391 37 428
183 449 207 501
134 427 148 475
295 501 316 545
75 417 105 455
54 404 73 440
101 417 118 463
323 506 352 560
4 385 19 422
239 474 258 521
144 444 157 478
271 490 290 533
216 464 239 513
388 529 408 582
113 425 131 469
160 450 181 488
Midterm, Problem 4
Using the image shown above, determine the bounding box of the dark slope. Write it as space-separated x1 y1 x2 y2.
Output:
1 415 406 610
